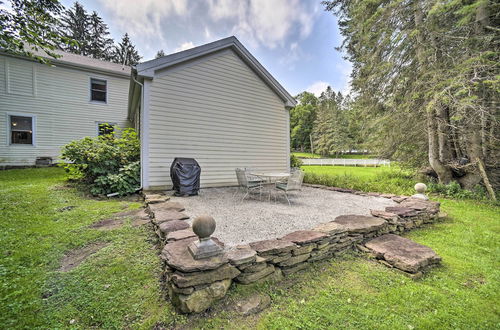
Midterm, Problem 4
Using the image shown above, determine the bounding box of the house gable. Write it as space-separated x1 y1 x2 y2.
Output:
144 46 290 189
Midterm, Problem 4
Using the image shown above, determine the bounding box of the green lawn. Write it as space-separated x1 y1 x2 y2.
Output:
1 167 499 329
293 152 372 159
302 165 416 195
0 168 179 329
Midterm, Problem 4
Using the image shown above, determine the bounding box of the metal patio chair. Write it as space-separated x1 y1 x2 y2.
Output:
275 170 305 205
234 168 264 200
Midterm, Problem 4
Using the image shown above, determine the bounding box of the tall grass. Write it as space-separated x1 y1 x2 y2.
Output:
303 170 416 195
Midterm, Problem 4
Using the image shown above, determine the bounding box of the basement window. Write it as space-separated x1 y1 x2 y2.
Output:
97 122 116 136
10 115 34 145
90 78 107 103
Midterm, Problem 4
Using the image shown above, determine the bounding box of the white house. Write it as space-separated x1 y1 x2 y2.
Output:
128 37 296 190
1 36 296 189
0 49 131 167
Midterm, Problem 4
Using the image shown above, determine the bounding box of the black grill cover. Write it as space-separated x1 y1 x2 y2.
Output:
170 158 201 196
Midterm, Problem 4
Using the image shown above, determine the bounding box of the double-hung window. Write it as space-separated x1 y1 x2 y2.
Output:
10 115 34 145
90 78 107 103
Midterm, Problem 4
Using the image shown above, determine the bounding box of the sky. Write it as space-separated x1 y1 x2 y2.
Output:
61 0 352 97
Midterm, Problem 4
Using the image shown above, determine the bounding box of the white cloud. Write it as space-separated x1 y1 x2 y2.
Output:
305 81 330 96
207 0 317 49
97 0 188 50
174 41 195 52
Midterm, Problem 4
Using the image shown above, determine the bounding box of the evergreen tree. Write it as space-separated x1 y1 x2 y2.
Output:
155 49 166 59
290 92 318 152
60 2 90 55
88 11 113 60
0 0 71 63
112 33 141 65
323 0 499 197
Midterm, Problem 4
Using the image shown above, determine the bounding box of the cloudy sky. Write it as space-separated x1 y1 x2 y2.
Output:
61 0 352 96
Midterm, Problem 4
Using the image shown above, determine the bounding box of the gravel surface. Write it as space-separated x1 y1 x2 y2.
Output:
171 186 396 246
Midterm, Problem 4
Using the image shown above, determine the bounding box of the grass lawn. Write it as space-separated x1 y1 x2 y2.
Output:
293 152 372 159
0 168 180 329
1 167 499 329
302 165 415 196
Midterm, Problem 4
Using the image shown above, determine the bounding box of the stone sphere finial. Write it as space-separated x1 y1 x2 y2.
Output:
192 215 216 239
188 215 223 260
414 183 427 194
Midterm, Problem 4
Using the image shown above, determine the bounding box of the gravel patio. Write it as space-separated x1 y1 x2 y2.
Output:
170 186 397 246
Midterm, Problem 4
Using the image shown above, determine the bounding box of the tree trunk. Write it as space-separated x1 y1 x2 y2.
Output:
437 105 452 163
427 108 453 183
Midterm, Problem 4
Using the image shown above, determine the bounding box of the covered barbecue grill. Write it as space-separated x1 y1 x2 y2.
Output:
170 158 201 196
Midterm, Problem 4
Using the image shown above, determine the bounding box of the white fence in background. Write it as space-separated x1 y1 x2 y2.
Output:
301 158 391 167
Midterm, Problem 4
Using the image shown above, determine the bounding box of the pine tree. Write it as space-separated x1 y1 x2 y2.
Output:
60 2 90 55
155 49 166 59
112 33 142 65
323 0 499 195
88 11 114 60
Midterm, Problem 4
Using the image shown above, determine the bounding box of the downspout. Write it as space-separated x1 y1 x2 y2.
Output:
107 72 144 197
132 72 144 192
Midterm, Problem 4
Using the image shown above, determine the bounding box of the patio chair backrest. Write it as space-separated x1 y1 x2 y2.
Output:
286 170 305 191
235 168 247 187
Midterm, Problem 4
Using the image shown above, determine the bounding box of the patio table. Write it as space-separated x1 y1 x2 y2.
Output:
249 172 291 201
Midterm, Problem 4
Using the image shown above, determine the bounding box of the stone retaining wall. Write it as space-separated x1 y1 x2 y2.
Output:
144 185 442 313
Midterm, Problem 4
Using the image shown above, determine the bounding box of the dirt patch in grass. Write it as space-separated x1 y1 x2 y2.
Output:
90 218 124 230
59 242 109 272
90 208 150 230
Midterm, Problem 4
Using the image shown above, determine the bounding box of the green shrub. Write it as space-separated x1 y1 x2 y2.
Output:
291 154 303 168
60 128 140 196
427 181 488 200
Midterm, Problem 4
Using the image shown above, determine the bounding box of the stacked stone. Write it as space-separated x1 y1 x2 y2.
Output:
161 237 239 313
364 234 442 277
145 199 191 244
333 214 389 245
281 231 331 273
370 198 441 233
226 245 281 284
312 222 351 254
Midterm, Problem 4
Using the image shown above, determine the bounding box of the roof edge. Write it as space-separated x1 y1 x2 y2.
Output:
136 36 297 107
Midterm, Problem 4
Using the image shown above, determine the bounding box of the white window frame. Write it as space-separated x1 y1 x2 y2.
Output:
96 121 117 136
89 77 108 104
6 112 37 146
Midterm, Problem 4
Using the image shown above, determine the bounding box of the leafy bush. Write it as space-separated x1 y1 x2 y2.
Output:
427 181 488 200
291 154 303 168
60 128 140 196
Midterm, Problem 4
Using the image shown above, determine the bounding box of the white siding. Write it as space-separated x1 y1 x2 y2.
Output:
0 55 130 166
146 49 289 189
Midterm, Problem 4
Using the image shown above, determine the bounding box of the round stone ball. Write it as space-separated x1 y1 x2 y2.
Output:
192 215 216 239
414 182 427 193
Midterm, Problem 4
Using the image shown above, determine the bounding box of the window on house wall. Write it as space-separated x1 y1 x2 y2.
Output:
90 78 107 102
10 115 33 145
97 122 116 136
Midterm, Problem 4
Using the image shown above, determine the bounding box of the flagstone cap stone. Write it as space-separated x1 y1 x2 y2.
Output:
149 201 186 215
227 245 257 265
152 210 189 225
312 221 346 235
161 237 228 272
281 230 329 245
385 207 419 217
158 220 190 235
334 215 387 233
166 228 197 242
249 239 297 255
370 210 399 222
365 234 441 273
